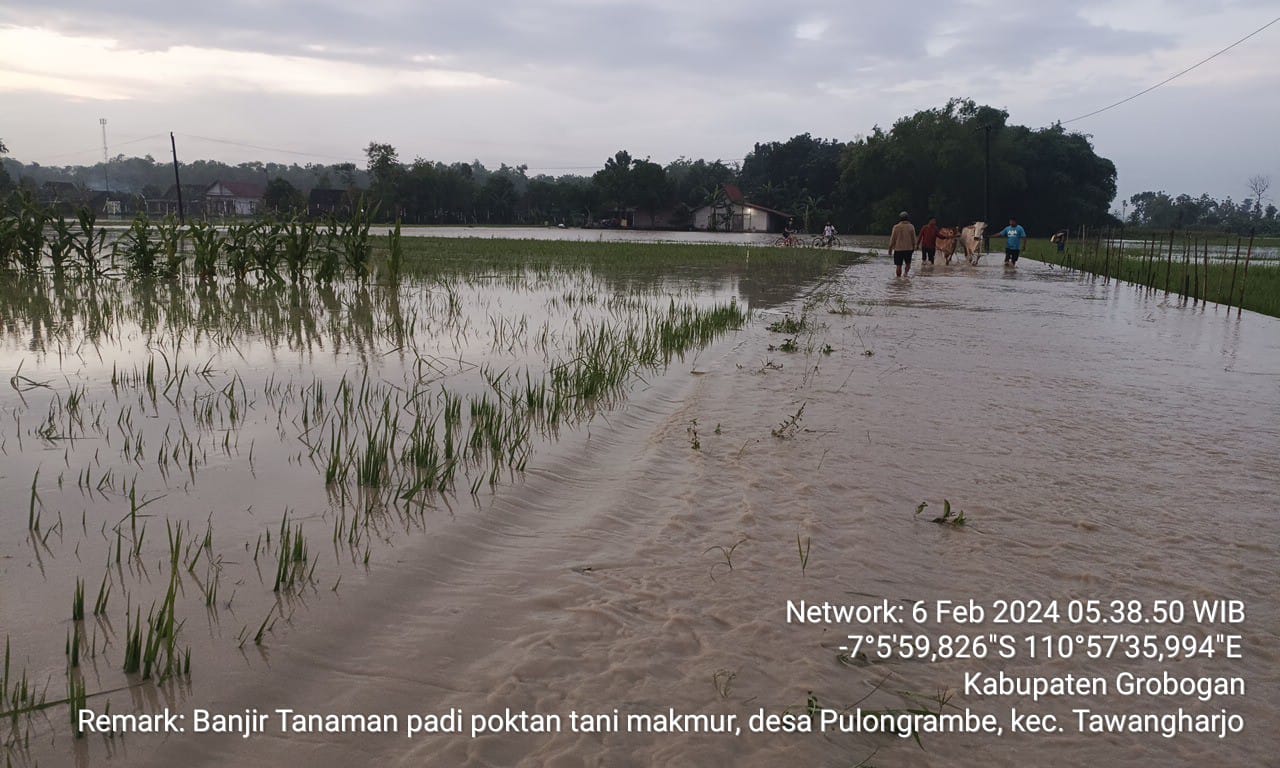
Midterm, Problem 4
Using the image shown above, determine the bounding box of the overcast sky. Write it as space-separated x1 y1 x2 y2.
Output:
1 1 1276 206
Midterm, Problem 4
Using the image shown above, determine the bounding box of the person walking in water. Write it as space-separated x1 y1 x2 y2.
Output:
992 217 1028 267
888 211 916 277
917 216 939 265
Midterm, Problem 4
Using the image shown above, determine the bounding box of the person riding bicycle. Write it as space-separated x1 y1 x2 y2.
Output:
782 218 797 242
822 222 837 246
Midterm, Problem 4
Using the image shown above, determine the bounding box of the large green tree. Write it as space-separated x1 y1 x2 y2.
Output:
0 138 11 196
837 99 1115 234
740 134 844 221
263 178 304 215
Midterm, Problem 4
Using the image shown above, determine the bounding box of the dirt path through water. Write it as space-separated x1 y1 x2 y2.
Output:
39 257 1280 767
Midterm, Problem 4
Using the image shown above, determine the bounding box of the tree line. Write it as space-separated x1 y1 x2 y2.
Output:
12 100 1264 234
1123 177 1277 235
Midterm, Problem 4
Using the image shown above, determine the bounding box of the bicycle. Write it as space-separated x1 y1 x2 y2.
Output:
811 234 842 248
773 233 805 247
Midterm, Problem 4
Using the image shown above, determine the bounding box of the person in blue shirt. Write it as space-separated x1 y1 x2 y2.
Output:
993 217 1028 266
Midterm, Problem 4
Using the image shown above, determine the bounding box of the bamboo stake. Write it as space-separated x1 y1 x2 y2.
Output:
1237 231 1254 318
1226 236 1243 313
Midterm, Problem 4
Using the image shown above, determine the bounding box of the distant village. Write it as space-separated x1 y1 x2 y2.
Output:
28 179 358 221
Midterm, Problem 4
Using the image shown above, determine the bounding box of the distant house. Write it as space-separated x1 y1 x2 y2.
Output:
308 188 352 218
691 184 792 233
38 181 85 213
147 185 207 218
86 191 137 217
205 181 265 217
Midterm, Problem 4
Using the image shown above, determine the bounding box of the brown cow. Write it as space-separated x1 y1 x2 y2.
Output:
937 227 959 264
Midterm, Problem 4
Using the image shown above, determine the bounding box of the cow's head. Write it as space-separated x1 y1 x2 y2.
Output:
971 221 986 237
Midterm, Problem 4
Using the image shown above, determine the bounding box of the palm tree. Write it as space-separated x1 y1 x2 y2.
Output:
799 194 825 233
700 185 731 232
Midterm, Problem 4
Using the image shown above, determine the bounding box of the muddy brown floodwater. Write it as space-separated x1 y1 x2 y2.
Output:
3 254 1278 767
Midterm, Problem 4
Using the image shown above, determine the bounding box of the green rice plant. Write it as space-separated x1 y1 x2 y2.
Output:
766 313 808 334
122 607 143 674
92 573 111 616
122 570 185 681
918 499 967 527
272 513 311 593
2 636 45 721
797 534 811 576
27 468 41 531
703 537 746 581
71 578 85 622
254 611 274 645
67 671 87 737
64 627 82 669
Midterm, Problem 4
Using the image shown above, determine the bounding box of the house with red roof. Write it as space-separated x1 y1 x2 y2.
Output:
691 183 792 233
205 180 266 217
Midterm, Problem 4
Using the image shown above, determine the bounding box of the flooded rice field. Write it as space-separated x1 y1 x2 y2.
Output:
2 247 1277 767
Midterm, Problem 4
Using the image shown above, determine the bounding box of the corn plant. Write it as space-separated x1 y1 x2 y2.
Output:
188 220 223 280
118 216 162 276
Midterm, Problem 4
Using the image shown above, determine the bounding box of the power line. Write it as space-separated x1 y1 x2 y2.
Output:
177 133 362 164
1061 14 1280 125
38 133 168 162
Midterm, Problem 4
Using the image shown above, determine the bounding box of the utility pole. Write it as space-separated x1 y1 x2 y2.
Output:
99 118 110 195
983 124 992 251
170 132 185 224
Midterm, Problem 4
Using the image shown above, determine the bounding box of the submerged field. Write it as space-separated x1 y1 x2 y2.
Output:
0 234 847 763
2 227 1278 767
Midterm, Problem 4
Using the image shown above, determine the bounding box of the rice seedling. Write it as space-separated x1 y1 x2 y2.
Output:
92 573 111 616
252 607 275 646
27 469 41 532
771 403 805 439
2 636 41 720
703 537 747 581
66 673 87 738
712 669 736 699
766 313 809 334
797 534 811 576
687 419 701 450
917 499 967 527
272 513 311 593
71 578 85 622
